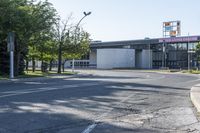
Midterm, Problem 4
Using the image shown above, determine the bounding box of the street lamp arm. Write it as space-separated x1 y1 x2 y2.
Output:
76 15 87 29
75 12 92 32
72 11 91 72
74 11 91 43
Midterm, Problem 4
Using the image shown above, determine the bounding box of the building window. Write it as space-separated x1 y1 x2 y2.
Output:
188 42 197 50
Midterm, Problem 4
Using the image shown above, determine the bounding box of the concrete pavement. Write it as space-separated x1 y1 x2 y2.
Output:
0 70 200 132
191 84 200 113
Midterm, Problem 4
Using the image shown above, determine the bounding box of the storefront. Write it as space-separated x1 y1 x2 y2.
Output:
90 36 200 69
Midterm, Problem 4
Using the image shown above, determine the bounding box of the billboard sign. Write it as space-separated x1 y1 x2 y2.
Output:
163 21 181 37
165 26 172 31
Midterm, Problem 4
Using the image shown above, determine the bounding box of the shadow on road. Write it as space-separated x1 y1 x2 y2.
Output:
0 74 194 132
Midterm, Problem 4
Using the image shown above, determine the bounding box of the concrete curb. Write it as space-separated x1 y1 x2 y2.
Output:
191 84 200 113
0 77 50 83
0 79 11 83
0 74 81 83
0 72 93 83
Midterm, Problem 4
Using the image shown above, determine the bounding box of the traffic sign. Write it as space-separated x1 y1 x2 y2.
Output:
7 32 15 52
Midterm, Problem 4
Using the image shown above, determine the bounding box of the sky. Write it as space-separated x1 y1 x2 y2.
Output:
47 0 200 41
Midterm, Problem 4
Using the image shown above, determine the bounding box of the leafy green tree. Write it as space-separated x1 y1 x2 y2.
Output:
0 0 57 75
24 1 57 73
195 42 200 67
45 39 58 71
60 28 90 72
26 45 40 72
52 15 73 74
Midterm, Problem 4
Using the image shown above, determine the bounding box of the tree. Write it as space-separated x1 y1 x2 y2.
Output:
22 0 57 73
64 30 90 71
52 15 73 74
37 34 57 72
195 42 200 68
0 0 57 75
64 30 90 57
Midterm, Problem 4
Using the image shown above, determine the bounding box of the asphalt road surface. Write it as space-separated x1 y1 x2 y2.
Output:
0 70 200 133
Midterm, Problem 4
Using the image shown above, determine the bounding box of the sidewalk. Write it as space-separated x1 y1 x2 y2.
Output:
191 84 200 113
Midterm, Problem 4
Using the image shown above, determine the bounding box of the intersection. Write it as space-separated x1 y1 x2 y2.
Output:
0 70 199 133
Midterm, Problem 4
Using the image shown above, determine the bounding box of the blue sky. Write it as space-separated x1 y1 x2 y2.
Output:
47 0 200 41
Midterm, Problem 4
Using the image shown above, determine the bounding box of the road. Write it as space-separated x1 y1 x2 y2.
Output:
0 70 200 133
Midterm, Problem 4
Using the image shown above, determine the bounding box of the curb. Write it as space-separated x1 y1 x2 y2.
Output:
0 73 91 83
191 84 200 113
0 77 49 83
0 79 11 83
0 75 72 83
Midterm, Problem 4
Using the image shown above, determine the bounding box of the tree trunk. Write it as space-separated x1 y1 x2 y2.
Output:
57 43 62 74
14 39 21 76
26 59 29 71
62 60 66 73
14 51 20 76
49 59 53 71
0 41 9 75
32 57 35 72
40 51 44 72
41 60 44 72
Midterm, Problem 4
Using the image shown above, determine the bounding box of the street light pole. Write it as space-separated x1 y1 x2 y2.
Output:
188 51 190 71
7 32 15 79
72 11 91 72
149 43 151 69
162 40 165 68
188 33 190 71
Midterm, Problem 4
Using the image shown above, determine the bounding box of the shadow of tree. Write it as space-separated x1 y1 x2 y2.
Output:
0 74 194 132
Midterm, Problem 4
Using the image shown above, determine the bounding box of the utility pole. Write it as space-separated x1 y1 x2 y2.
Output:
188 51 190 71
7 32 15 79
188 33 190 71
162 40 165 68
149 43 151 69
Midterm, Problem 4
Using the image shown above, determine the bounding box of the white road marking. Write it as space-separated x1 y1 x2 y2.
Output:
81 94 134 133
80 73 198 133
81 123 97 133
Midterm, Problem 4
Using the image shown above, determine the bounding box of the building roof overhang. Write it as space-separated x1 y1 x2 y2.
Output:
90 35 200 48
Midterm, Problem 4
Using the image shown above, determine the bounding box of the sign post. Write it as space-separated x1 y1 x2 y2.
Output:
7 32 15 79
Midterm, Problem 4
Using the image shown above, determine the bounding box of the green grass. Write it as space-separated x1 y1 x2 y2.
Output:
182 70 200 74
144 69 171 73
21 70 77 78
0 75 9 80
18 71 47 78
